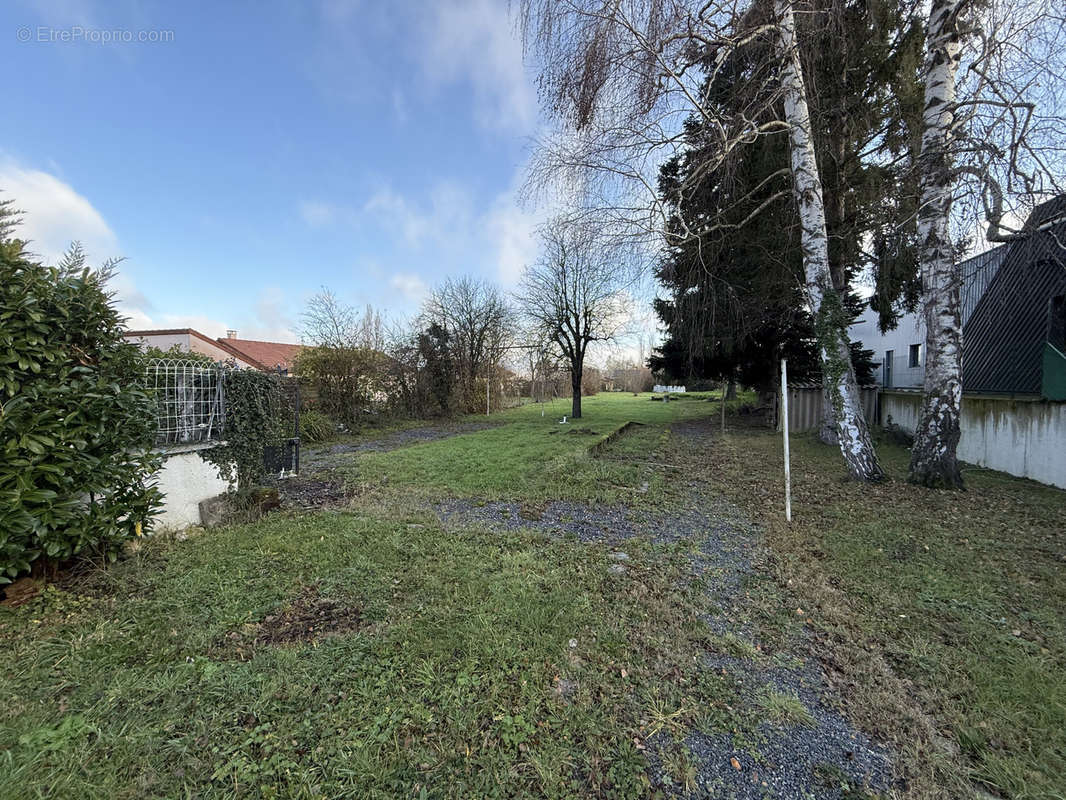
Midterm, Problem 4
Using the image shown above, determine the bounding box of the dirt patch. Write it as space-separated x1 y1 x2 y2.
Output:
566 427 598 436
222 585 364 657
276 475 351 510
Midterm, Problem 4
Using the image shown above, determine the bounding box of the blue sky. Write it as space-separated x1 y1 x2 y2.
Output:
4 0 544 342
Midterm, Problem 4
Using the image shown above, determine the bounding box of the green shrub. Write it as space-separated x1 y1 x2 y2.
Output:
299 408 335 443
0 228 162 582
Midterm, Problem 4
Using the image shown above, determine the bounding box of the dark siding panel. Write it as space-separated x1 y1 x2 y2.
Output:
963 220 1066 394
960 246 1007 325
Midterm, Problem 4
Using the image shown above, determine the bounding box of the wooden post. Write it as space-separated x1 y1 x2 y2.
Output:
781 358 792 523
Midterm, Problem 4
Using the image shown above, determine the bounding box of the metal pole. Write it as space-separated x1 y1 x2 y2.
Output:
720 382 726 433
486 365 491 416
781 358 791 523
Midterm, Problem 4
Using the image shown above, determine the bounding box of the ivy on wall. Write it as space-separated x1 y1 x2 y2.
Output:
200 368 289 493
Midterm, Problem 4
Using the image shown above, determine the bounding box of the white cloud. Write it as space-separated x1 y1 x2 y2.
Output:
299 199 337 227
0 160 153 321
389 272 429 303
123 294 298 344
363 182 474 249
245 286 298 342
0 161 118 264
485 194 539 286
418 0 536 133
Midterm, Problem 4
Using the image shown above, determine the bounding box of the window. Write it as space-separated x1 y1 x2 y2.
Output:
909 344 921 368
884 350 893 387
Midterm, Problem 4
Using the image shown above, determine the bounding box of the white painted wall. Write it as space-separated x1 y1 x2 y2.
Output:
882 391 1066 489
154 443 230 530
124 331 257 368
850 308 927 389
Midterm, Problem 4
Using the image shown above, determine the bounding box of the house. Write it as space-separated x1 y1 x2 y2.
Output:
851 196 1066 399
849 196 1066 489
124 328 303 374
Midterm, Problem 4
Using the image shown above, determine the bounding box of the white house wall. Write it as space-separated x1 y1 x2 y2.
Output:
125 332 258 368
882 391 1066 489
850 308 927 389
154 444 229 530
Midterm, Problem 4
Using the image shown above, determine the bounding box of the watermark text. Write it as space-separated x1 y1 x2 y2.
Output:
17 26 175 44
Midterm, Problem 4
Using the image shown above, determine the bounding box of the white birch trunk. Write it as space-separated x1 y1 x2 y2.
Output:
910 0 965 488
774 0 884 481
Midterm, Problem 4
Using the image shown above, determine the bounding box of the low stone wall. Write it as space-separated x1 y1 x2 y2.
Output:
154 443 229 530
881 391 1066 489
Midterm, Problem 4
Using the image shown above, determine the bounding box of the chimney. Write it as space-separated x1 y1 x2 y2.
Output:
226 329 237 339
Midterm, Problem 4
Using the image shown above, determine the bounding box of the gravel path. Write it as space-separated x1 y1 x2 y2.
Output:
437 417 892 799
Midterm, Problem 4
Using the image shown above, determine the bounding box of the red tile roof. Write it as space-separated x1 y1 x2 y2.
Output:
217 337 303 372
124 328 303 372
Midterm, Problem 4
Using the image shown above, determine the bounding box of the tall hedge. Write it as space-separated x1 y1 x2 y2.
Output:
0 233 162 582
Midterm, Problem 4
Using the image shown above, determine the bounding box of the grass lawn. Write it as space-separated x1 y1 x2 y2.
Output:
349 392 732 503
0 393 737 800
708 427 1066 799
4 392 1062 799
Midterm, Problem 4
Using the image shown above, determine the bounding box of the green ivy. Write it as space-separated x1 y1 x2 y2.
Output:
199 369 289 493
0 233 162 583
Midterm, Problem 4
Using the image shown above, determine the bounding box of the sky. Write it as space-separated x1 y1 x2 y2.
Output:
3 0 552 344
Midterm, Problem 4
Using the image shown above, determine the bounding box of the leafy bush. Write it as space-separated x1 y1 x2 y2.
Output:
0 230 162 582
295 344 390 424
299 408 335 443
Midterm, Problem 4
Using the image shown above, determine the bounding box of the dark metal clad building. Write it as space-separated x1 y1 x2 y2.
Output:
962 197 1066 396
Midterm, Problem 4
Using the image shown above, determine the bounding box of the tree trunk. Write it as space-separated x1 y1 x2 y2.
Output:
571 362 583 418
909 0 965 489
774 0 884 481
818 380 838 445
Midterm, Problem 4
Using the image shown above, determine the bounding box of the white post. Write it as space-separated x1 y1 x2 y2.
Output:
781 358 792 523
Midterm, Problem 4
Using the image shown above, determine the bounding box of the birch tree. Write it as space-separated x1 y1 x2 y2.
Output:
908 0 1066 488
521 0 887 479
909 0 966 488
773 0 883 479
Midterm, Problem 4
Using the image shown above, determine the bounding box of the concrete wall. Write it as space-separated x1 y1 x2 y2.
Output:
154 443 229 530
882 391 1066 489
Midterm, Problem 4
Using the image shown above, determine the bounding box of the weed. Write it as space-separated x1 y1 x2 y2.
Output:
757 687 815 728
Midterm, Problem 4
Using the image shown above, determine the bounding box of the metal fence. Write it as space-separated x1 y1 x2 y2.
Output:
782 383 879 433
144 358 225 446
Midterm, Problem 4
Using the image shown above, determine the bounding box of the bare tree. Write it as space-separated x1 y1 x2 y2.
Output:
298 289 387 423
422 276 513 413
301 288 384 350
520 0 886 479
519 219 633 418
909 0 1066 488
